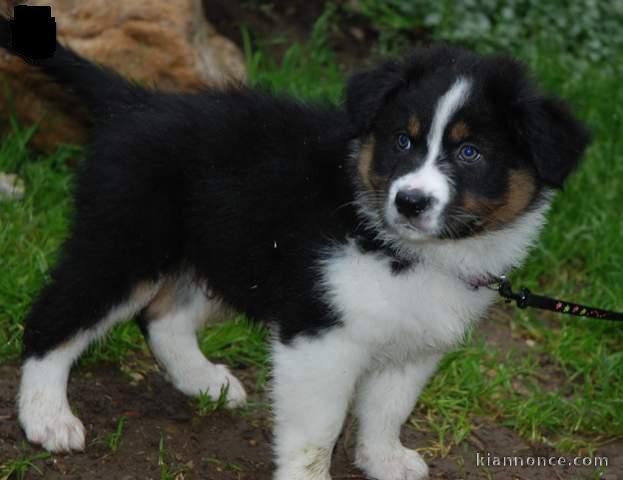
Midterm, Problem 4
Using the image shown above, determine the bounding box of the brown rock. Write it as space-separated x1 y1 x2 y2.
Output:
0 0 246 151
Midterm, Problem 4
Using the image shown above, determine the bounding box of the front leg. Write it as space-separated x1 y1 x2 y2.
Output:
354 354 441 480
272 333 368 480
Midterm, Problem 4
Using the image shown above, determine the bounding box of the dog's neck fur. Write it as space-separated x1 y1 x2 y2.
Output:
351 189 552 283
414 198 552 280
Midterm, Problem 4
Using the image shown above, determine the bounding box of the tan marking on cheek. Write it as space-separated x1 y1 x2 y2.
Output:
357 138 375 191
461 193 501 226
449 121 470 143
357 137 386 191
492 170 536 224
462 193 484 213
407 115 420 138
461 171 536 229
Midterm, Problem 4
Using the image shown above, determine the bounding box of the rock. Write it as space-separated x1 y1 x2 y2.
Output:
0 0 246 151
0 171 24 200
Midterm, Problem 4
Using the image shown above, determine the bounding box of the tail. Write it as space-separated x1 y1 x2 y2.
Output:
0 15 149 116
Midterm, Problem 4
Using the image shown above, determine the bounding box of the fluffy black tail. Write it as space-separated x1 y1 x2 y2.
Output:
0 15 149 116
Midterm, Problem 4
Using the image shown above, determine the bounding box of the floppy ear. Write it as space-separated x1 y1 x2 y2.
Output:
345 59 405 134
484 55 591 188
514 97 591 188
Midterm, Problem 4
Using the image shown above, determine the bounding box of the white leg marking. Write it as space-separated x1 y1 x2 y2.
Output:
354 355 441 480
19 353 85 452
272 333 368 480
146 283 246 407
19 284 158 452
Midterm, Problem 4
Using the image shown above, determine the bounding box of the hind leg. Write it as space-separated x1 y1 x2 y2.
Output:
140 274 246 407
19 249 160 452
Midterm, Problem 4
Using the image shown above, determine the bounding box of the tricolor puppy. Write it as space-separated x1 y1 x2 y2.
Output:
2 19 589 480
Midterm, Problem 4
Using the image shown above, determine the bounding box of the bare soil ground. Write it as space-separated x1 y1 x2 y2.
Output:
1 316 621 479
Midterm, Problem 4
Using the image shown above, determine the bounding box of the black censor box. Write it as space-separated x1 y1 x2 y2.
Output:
10 5 56 59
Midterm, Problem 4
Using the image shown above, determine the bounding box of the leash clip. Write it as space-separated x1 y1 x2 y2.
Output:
492 275 531 309
485 274 507 292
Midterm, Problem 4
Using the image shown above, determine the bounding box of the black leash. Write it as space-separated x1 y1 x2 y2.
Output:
489 276 623 322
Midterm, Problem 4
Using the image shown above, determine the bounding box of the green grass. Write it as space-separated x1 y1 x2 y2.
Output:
157 434 190 480
242 3 344 103
0 123 76 361
195 385 231 416
105 416 127 453
352 0 623 73
505 53 623 451
0 3 622 462
0 451 50 480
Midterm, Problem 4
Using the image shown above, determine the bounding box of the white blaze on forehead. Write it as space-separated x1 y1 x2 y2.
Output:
426 77 472 164
386 77 473 235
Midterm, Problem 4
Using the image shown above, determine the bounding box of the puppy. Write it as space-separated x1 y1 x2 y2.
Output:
1 17 590 480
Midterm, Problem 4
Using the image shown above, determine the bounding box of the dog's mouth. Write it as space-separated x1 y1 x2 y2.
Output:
384 208 485 243
382 200 445 242
357 196 481 244
384 213 442 242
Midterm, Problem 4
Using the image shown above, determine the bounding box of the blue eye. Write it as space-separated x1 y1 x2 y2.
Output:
396 133 412 151
458 144 481 163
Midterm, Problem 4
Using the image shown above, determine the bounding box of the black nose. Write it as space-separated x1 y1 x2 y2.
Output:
395 189 433 218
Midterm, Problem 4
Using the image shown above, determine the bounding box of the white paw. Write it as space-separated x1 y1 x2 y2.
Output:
19 394 86 452
172 364 247 408
356 445 429 480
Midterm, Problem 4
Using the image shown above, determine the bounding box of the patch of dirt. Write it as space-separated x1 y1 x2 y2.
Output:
1 353 620 479
484 306 579 395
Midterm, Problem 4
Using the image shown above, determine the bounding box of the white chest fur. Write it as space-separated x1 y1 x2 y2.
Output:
322 245 495 362
320 203 550 364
